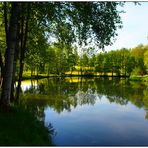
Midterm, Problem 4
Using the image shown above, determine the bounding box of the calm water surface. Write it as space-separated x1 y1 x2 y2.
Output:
22 77 148 146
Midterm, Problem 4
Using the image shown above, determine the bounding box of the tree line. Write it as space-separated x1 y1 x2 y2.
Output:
23 43 148 77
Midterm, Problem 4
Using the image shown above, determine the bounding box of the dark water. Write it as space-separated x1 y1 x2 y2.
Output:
21 77 148 146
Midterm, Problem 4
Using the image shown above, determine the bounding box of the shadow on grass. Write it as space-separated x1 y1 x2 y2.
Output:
0 105 54 146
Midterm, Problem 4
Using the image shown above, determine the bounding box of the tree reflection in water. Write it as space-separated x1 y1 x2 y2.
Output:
22 77 148 120
20 77 148 145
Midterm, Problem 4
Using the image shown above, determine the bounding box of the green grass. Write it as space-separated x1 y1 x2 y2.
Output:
22 75 50 80
0 105 54 146
22 71 58 80
22 70 125 79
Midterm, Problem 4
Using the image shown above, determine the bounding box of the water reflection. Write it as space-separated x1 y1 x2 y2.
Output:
22 77 148 115
21 77 148 146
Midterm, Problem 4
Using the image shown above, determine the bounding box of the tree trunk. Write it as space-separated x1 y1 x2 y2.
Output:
37 67 39 77
10 14 21 102
47 67 50 77
31 68 33 77
80 65 82 76
0 50 4 87
0 3 21 107
4 2 8 45
112 67 113 77
71 67 73 76
16 3 30 101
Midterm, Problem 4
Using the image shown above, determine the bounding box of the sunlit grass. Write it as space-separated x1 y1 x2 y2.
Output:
65 71 79 75
74 66 94 70
22 70 148 81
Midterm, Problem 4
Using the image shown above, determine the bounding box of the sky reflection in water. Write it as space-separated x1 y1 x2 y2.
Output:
22 77 148 146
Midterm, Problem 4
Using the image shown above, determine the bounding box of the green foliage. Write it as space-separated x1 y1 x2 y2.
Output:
144 49 148 69
1 2 125 82
0 3 7 55
131 44 147 75
130 75 148 82
23 42 148 77
131 67 142 76
92 45 148 77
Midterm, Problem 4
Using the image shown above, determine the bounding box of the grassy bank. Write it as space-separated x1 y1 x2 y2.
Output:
21 71 128 80
0 105 53 146
129 75 148 82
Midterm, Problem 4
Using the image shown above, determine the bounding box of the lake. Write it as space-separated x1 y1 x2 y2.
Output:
21 77 148 146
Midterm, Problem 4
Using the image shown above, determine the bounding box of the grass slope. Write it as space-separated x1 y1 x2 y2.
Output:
0 106 53 146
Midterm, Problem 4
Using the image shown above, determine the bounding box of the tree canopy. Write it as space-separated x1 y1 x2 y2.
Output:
0 2 124 107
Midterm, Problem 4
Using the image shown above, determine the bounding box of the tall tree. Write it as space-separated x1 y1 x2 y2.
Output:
16 3 30 101
1 3 21 107
0 2 123 107
131 44 146 75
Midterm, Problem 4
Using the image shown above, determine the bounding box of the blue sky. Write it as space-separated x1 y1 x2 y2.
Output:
105 2 148 51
